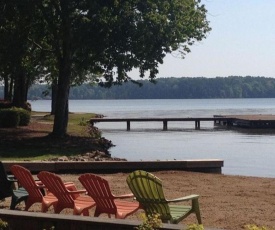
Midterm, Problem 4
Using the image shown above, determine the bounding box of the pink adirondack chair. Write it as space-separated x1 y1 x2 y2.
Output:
10 165 58 212
37 171 95 215
78 173 140 219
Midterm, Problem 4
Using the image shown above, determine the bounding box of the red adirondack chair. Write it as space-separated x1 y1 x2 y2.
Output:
37 171 95 215
78 173 140 219
10 165 58 212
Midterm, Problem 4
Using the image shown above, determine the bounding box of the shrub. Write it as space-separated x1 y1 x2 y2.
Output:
136 213 162 230
11 107 31 126
187 224 204 230
0 108 31 127
244 224 273 230
88 124 102 139
0 219 8 230
0 100 12 109
0 109 20 128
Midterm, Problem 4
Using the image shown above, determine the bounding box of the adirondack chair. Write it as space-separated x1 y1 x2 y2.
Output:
37 171 96 215
0 161 29 209
10 165 58 212
126 170 202 224
78 173 140 219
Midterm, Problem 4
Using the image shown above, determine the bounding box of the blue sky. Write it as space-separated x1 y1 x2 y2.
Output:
131 0 275 79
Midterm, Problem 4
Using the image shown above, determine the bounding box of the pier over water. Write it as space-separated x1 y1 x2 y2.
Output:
90 114 275 130
90 117 233 130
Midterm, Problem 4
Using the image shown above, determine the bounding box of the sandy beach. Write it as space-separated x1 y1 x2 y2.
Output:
1 120 275 229
1 170 275 230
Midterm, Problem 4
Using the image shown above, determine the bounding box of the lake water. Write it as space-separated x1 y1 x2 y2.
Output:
30 98 275 178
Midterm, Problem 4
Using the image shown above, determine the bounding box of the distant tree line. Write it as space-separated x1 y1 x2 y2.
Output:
1 76 275 100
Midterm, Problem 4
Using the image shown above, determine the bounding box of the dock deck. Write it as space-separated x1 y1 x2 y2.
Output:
214 114 275 128
90 117 232 130
90 114 275 130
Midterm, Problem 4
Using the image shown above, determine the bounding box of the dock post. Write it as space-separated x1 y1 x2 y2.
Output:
163 120 168 131
195 120 200 129
127 121 130 131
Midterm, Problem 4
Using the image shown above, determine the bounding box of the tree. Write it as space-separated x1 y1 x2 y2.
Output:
36 0 211 137
0 1 45 106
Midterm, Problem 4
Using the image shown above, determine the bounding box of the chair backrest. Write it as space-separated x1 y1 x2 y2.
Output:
10 165 43 199
37 171 75 206
126 170 172 222
79 173 117 214
0 161 13 198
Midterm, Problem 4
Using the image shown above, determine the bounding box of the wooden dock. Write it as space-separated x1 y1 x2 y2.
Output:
90 114 275 130
214 114 275 128
90 117 232 130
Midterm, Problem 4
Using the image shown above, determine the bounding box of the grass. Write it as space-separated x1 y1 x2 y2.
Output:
0 112 107 161
38 112 96 135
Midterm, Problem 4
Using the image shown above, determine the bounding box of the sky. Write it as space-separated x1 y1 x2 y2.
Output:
130 0 275 79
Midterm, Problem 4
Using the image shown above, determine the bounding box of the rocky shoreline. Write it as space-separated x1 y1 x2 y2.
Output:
45 150 127 162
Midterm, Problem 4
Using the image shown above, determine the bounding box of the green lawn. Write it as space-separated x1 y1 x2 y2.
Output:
0 112 106 161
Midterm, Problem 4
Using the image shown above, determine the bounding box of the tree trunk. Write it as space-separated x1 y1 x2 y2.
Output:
51 78 58 115
12 69 27 107
52 58 71 137
3 76 11 101
8 77 14 101
51 0 71 138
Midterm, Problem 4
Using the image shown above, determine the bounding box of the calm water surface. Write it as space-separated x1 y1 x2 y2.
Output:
31 98 275 178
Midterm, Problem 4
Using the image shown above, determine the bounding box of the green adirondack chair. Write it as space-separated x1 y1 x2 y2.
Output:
126 170 202 224
0 162 29 210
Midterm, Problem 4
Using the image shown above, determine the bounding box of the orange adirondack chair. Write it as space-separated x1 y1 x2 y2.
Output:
78 173 140 219
37 171 95 215
10 165 58 212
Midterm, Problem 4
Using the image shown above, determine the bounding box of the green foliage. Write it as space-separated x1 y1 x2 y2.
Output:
136 213 162 230
0 219 8 230
42 226 55 230
25 76 275 100
1 0 211 137
11 107 31 126
0 108 30 127
244 224 273 230
88 124 102 139
0 101 12 109
78 117 88 126
187 224 204 230
0 109 20 128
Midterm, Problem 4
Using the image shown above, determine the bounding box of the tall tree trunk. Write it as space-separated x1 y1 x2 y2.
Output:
52 59 71 137
51 0 71 138
12 68 27 107
3 76 10 101
8 77 14 101
51 78 58 115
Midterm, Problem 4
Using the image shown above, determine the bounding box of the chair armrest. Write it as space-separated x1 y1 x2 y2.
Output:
68 189 87 194
35 181 44 186
7 175 17 182
64 182 75 185
113 193 134 199
167 194 199 203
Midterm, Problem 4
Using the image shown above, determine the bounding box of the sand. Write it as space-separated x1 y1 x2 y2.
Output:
1 170 275 230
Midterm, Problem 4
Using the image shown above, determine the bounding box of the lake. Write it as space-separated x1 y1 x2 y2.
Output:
30 98 275 178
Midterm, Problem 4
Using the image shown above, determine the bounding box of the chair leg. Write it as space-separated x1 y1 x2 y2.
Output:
192 199 202 224
94 208 101 217
82 209 89 216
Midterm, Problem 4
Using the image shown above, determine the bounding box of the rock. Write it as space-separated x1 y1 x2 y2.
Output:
45 151 127 162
